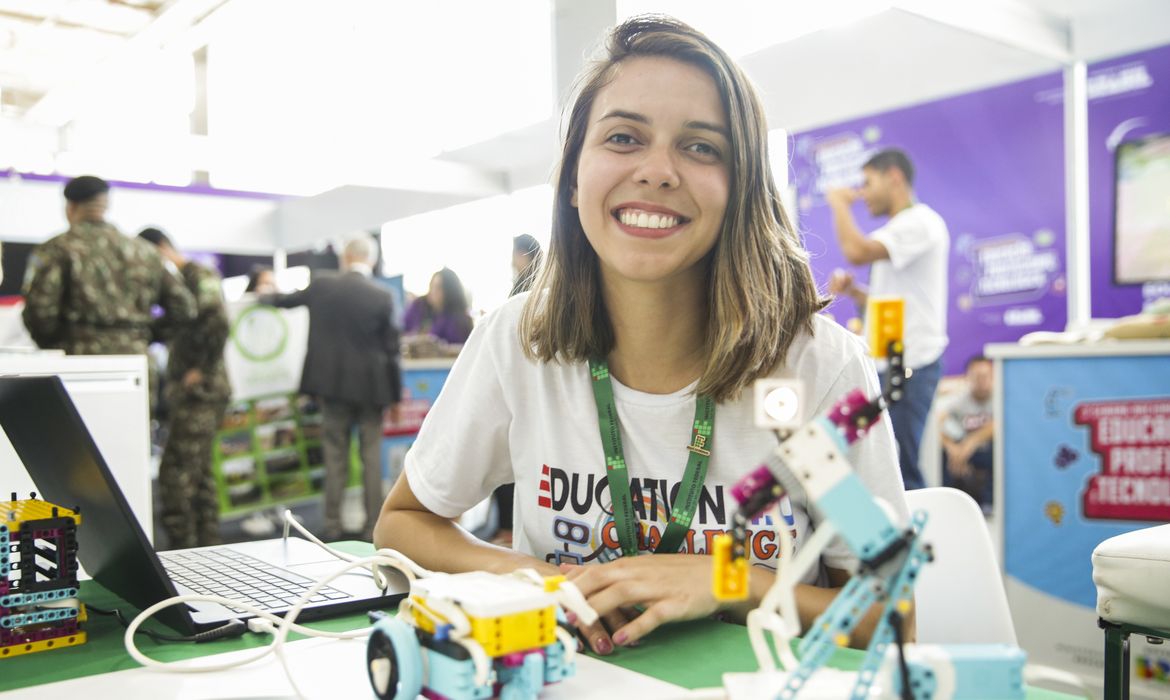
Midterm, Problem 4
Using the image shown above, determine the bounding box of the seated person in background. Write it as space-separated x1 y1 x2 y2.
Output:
403 267 473 345
940 355 995 513
375 16 907 656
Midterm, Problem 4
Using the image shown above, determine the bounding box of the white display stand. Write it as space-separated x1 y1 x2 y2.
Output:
0 353 153 542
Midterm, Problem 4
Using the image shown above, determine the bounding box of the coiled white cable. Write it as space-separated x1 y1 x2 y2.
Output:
126 512 593 698
124 553 403 697
280 510 432 585
746 509 838 673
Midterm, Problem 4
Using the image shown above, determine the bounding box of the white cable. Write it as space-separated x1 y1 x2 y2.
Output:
508 568 545 587
123 591 369 671
34 598 81 610
554 625 578 668
125 553 401 696
401 593 473 638
747 511 838 673
270 553 428 698
508 567 599 627
399 595 471 639
279 509 433 587
452 636 493 687
127 519 595 697
397 596 489 683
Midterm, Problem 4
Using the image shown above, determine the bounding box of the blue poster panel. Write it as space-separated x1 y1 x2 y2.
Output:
1001 351 1170 697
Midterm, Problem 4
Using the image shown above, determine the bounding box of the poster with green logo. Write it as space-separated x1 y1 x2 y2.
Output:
223 301 309 400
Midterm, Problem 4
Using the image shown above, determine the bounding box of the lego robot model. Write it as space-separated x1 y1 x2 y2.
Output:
711 298 1026 699
1 492 86 659
366 567 597 700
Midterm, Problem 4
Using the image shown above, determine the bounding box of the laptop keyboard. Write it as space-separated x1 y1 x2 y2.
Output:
159 548 351 614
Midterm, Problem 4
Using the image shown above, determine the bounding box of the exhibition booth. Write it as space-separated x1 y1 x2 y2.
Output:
1 1 1168 698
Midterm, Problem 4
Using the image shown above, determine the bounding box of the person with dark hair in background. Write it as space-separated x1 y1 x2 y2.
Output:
138 227 231 548
22 176 197 409
261 235 402 541
403 267 473 344
940 355 995 513
245 265 276 294
826 148 949 490
509 234 543 297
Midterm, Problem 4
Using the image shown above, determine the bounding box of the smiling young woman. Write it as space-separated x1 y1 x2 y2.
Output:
375 15 907 657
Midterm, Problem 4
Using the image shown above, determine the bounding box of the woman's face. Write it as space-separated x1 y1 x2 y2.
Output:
255 271 276 294
573 56 730 287
428 273 445 309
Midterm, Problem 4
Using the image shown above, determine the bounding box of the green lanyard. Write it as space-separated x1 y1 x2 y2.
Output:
588 359 715 557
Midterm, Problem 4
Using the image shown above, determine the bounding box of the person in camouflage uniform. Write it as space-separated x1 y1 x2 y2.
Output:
139 227 232 549
22 176 197 408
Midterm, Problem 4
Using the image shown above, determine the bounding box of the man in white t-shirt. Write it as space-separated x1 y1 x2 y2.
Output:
826 148 949 490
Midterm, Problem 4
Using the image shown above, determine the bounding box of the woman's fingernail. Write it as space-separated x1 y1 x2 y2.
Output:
566 612 578 625
613 630 628 645
595 637 613 655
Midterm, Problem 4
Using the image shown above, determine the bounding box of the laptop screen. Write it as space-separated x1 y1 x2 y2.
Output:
0 376 192 633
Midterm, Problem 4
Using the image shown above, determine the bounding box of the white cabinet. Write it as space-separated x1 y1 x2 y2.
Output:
0 354 153 541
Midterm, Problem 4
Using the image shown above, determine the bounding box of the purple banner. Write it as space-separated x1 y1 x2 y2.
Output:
791 73 1067 373
1082 44 1170 318
791 43 1170 373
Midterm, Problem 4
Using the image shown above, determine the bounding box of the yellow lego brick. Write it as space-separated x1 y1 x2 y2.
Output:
866 297 905 359
711 534 749 602
0 499 81 534
407 595 446 635
0 631 87 659
467 606 556 657
543 575 566 593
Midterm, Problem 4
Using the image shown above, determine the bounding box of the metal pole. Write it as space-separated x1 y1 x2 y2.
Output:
1064 61 1091 330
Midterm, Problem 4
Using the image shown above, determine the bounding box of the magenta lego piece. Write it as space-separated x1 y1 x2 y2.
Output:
499 648 546 668
826 389 877 444
33 622 80 643
731 465 778 505
420 690 450 700
500 651 527 668
1 620 80 646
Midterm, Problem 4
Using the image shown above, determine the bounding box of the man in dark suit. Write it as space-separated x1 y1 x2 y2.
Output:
263 235 402 541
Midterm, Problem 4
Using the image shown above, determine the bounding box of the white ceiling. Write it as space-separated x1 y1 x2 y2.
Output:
443 0 1170 192
0 0 166 113
1 0 1168 208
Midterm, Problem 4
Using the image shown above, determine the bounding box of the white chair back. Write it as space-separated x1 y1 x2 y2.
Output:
904 487 1018 645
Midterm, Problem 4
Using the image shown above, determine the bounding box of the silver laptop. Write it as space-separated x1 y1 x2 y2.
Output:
0 375 408 634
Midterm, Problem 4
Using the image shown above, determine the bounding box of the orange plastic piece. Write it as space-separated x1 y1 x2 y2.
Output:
866 297 905 359
711 534 749 601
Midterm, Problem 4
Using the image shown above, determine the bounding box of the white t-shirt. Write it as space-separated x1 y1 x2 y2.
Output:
868 203 950 369
405 295 908 584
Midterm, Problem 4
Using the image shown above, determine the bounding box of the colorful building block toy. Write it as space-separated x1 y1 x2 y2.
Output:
367 570 593 699
1 492 87 659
